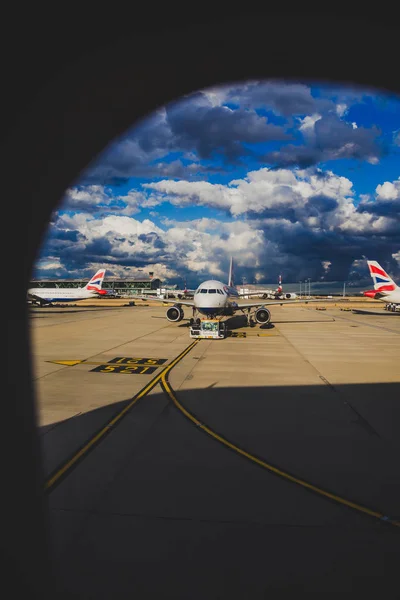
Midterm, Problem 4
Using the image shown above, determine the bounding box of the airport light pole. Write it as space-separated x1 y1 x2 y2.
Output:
299 281 302 298
307 278 311 298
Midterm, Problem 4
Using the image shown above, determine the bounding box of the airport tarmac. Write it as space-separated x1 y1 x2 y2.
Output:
29 299 400 599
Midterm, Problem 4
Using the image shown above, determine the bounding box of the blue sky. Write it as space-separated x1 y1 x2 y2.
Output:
33 80 400 288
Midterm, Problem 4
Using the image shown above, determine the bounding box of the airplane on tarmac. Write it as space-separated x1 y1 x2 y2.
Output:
27 269 106 306
255 274 298 300
137 258 333 328
363 260 400 312
158 280 195 299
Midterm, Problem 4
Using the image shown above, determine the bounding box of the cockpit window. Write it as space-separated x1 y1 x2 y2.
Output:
217 289 223 294
208 289 217 293
200 289 208 294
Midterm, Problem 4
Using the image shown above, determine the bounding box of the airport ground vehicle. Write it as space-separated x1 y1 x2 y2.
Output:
189 318 227 339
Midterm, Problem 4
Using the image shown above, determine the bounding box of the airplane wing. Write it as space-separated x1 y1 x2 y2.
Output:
237 291 272 297
27 292 45 302
135 295 195 307
236 298 338 309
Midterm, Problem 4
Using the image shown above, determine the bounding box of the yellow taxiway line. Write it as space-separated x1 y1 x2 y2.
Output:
160 372 400 529
44 340 199 492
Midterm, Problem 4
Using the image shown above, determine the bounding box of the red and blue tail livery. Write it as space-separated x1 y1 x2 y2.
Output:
85 269 106 291
364 260 400 311
367 261 397 292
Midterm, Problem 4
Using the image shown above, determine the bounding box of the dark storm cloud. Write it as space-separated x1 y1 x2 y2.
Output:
164 98 291 161
42 228 83 252
357 182 400 220
76 82 390 185
106 252 167 267
85 237 114 256
305 196 338 214
245 194 338 223
52 229 80 242
80 91 291 183
82 156 226 185
261 145 321 169
314 117 382 156
62 196 106 212
262 116 383 168
255 219 400 283
138 232 166 249
357 200 400 219
224 81 326 115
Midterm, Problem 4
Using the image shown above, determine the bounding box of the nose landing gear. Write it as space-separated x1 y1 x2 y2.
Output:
189 317 201 325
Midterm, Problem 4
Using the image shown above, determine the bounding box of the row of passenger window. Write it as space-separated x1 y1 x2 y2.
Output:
196 288 225 294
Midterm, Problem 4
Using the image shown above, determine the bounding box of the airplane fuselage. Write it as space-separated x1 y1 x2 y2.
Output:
193 279 239 316
376 289 400 303
27 288 100 304
364 288 400 304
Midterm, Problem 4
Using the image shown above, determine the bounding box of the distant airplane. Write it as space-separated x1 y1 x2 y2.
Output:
137 257 332 328
238 274 298 300
363 260 400 312
258 274 298 300
176 280 195 299
27 269 106 306
97 289 120 298
158 280 195 299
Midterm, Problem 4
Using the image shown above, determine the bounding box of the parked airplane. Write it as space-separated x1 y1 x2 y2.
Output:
363 260 400 312
158 280 195 299
258 274 298 300
137 258 331 327
238 274 298 300
97 288 120 298
27 269 106 306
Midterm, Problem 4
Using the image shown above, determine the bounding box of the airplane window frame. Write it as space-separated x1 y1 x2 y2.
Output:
6 9 399 599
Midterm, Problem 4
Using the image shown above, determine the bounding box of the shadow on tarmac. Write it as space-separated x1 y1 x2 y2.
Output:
39 381 400 599
351 309 399 317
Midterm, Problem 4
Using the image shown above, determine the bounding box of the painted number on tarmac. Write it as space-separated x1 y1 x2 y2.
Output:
90 356 168 374
108 357 167 365
90 364 158 375
229 331 247 338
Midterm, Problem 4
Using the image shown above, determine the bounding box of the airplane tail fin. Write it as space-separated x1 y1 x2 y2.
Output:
84 269 106 291
228 256 234 287
367 261 398 292
277 274 282 293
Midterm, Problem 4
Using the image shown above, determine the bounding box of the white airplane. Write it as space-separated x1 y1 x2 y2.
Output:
158 280 195 299
256 274 298 300
137 258 333 327
363 260 400 312
27 269 106 306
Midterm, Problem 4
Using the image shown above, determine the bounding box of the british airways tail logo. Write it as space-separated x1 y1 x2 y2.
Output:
368 263 395 291
86 270 105 290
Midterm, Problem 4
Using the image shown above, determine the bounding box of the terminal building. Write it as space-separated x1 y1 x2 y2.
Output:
28 275 162 297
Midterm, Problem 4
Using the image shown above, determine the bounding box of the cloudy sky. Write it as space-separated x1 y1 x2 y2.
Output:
34 80 400 289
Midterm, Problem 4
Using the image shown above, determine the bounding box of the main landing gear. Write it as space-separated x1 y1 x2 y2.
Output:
244 309 256 327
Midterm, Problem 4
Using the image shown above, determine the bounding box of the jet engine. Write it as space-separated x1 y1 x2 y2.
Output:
284 293 297 299
166 305 184 322
255 307 271 324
